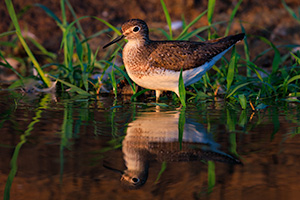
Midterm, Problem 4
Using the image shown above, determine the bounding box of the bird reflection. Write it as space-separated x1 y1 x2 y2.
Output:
106 110 241 189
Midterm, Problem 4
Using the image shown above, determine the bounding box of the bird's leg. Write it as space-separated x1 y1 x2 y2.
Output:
155 90 161 102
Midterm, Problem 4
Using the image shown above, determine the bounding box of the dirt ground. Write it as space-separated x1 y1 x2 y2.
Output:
0 0 300 68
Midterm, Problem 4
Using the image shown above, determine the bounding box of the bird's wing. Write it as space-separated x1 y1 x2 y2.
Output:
148 33 245 71
148 41 209 71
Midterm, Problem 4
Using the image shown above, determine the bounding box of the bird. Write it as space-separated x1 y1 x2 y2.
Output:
103 19 245 101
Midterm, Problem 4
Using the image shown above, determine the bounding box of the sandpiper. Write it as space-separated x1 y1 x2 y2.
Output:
103 19 245 100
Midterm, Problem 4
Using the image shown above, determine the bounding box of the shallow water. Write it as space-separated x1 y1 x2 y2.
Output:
0 91 300 200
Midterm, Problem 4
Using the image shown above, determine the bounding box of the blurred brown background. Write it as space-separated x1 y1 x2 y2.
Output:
0 0 300 64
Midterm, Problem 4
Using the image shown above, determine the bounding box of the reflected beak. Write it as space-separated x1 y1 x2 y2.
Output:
103 34 125 49
103 163 124 175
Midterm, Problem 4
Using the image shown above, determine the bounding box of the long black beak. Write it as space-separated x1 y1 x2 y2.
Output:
103 34 125 49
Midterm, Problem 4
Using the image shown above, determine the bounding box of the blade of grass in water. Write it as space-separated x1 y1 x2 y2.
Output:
100 60 136 94
271 107 280 140
226 46 237 93
178 108 186 150
226 82 252 99
110 58 118 97
229 133 240 158
5 0 51 87
49 75 92 96
130 89 150 101
178 68 186 107
3 94 50 200
60 102 74 182
160 0 173 39
207 161 215 193
155 162 167 183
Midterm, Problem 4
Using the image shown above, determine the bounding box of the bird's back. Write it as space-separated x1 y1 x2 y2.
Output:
147 33 245 71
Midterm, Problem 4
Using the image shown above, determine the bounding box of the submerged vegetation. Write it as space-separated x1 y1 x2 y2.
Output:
1 0 300 108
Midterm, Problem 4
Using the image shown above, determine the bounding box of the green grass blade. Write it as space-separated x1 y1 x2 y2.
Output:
225 0 243 36
207 0 216 39
271 108 280 140
238 94 247 109
160 0 172 39
64 16 90 36
287 74 300 85
282 0 300 23
5 0 51 87
27 37 57 59
207 161 216 193
226 46 237 92
4 95 49 200
50 75 91 95
110 58 117 97
93 17 122 35
35 4 62 26
178 108 186 150
176 10 207 40
207 0 216 25
181 14 186 29
226 82 252 98
179 21 225 40
291 52 300 65
74 34 83 61
245 60 266 82
178 68 186 107
155 28 172 40
66 32 74 70
240 22 251 77
60 0 67 27
130 89 150 101
0 51 24 79
155 162 167 183
81 28 112 43
111 64 136 94
258 36 281 73
65 0 85 37
0 30 16 38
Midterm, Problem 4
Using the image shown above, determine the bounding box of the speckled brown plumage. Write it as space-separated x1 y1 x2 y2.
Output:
147 34 245 71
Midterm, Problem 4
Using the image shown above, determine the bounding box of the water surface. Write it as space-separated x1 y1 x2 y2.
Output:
0 91 300 200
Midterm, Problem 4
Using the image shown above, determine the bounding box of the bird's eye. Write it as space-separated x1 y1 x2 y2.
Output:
132 177 140 184
133 26 140 32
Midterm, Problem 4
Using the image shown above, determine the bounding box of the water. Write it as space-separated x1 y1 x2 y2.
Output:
0 91 300 200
